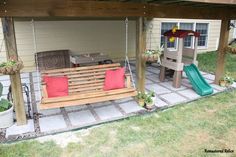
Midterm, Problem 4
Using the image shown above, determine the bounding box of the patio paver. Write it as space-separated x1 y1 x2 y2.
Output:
6 120 34 137
146 84 172 95
146 67 160 74
145 79 154 84
114 97 134 103
145 71 153 75
38 108 61 116
178 89 201 99
204 74 215 80
118 101 143 114
205 79 214 84
65 105 88 112
232 82 236 88
39 115 67 132
210 84 226 91
146 74 161 83
68 110 96 126
94 105 123 120
159 93 187 105
154 97 169 108
90 101 112 107
159 81 187 91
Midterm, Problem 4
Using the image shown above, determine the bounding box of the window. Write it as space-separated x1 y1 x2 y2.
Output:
180 23 194 47
232 20 236 38
179 23 193 47
160 22 209 49
196 23 208 47
161 22 177 48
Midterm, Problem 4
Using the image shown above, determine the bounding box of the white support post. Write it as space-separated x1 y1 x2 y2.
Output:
177 38 183 63
193 37 198 66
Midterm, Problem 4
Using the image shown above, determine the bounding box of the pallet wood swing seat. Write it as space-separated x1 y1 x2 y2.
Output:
39 63 137 109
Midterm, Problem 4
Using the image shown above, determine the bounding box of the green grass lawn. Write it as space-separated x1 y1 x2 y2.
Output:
0 91 236 157
198 51 236 79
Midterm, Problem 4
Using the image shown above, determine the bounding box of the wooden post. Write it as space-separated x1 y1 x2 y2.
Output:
215 18 230 84
136 17 146 92
1 17 27 125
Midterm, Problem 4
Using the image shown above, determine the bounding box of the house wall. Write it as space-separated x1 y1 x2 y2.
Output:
0 19 136 72
146 18 222 53
0 18 231 72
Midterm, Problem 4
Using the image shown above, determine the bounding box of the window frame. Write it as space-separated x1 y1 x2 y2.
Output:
195 22 209 49
160 21 209 50
179 22 194 48
160 22 178 51
233 25 236 38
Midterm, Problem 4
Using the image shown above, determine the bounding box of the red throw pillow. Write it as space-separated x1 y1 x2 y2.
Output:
104 67 125 90
43 76 69 98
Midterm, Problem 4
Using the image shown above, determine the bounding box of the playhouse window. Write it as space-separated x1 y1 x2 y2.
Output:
161 22 177 49
196 23 208 47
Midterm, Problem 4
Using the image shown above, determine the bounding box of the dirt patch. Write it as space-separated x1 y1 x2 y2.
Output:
37 131 82 148
223 128 236 151
177 130 211 154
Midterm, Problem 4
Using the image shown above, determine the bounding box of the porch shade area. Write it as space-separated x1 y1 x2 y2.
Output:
0 0 235 125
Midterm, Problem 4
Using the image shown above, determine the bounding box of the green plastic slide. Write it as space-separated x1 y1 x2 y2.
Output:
183 64 213 96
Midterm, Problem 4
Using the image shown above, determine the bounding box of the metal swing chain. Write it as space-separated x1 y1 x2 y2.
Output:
0 38 4 53
31 19 41 95
149 23 153 49
125 17 135 88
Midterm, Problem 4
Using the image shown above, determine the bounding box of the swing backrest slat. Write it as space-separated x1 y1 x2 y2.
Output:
41 63 121 94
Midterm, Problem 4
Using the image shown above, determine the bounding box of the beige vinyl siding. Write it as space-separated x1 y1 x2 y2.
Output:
147 18 221 53
0 23 7 62
0 18 225 72
15 21 35 72
0 19 136 72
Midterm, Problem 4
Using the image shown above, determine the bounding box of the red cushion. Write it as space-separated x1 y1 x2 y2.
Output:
43 76 69 98
104 67 125 90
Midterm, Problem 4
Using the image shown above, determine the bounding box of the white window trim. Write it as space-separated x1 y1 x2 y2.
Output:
160 21 209 50
160 22 178 51
179 22 194 48
195 22 209 50
233 26 236 38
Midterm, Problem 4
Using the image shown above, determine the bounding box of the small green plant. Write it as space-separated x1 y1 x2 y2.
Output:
144 47 163 56
0 55 24 75
0 60 17 68
0 82 12 112
145 95 153 105
137 91 156 108
143 46 163 62
220 72 235 86
149 90 155 97
137 92 147 100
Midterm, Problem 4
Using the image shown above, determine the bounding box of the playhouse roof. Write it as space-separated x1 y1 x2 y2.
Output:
164 30 200 38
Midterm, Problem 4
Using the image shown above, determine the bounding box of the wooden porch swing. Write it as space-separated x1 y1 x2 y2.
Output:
37 18 137 110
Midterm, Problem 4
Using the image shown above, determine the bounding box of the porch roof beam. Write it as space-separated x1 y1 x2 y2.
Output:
148 4 236 19
0 1 147 18
0 1 236 19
